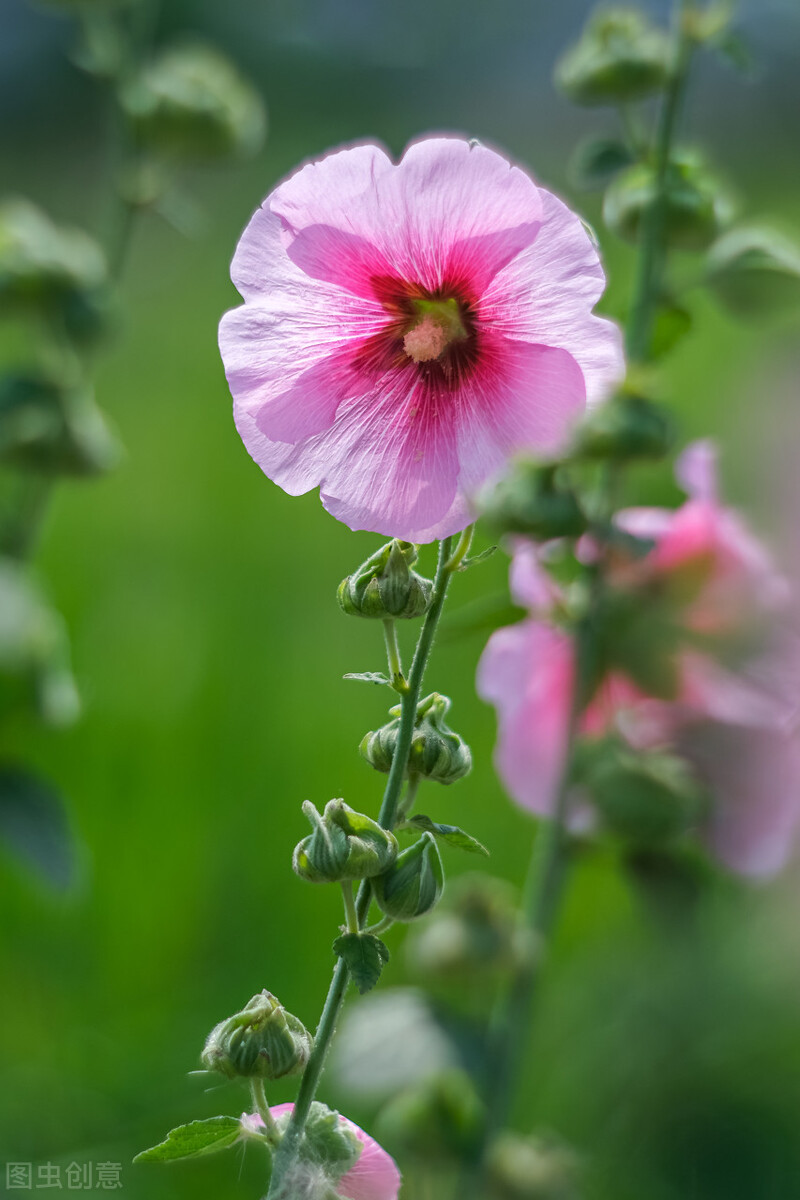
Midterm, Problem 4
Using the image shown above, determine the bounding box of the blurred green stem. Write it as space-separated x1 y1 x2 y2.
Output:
626 0 695 363
383 618 406 691
266 537 454 1199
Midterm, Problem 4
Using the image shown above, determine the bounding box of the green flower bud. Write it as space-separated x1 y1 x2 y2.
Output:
574 393 674 463
481 462 586 541
360 692 472 786
486 1132 581 1200
0 374 121 477
375 1070 484 1164
706 225 800 319
371 832 444 922
604 160 732 252
338 540 432 620
121 42 266 163
555 8 671 107
293 799 398 884
0 558 80 728
582 740 709 846
201 990 312 1081
0 199 109 339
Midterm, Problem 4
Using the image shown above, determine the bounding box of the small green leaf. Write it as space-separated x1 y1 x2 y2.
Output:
715 30 755 76
134 1117 242 1164
333 932 390 995
343 671 390 685
650 302 692 360
404 814 490 857
570 136 635 191
459 545 499 571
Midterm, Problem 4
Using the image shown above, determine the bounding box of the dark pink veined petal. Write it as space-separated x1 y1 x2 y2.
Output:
270 137 544 298
483 187 624 407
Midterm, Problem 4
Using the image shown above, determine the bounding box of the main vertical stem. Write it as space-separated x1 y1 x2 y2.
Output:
266 536 454 1199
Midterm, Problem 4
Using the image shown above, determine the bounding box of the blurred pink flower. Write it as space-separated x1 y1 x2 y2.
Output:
477 442 800 876
219 137 623 540
245 1105 401 1200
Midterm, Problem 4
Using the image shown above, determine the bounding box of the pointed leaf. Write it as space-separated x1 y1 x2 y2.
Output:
134 1117 242 1163
570 137 635 191
405 814 489 857
333 933 390 995
343 672 390 686
459 545 499 571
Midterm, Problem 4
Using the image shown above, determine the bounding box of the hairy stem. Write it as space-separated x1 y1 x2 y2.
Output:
266 536 454 1198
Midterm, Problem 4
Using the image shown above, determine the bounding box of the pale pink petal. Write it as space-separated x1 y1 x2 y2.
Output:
675 439 718 501
483 188 624 407
508 538 563 611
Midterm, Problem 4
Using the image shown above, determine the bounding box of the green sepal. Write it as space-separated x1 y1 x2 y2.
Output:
458 545 498 571
338 539 432 620
343 671 390 686
371 832 444 922
293 799 398 884
133 1117 242 1163
403 814 489 857
333 932 390 995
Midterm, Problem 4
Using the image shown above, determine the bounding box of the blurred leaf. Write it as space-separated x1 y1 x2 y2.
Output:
403 814 489 857
459 545 498 571
570 136 635 190
343 671 390 686
715 31 756 76
133 1117 242 1163
333 933 390 995
0 374 121 477
0 764 76 890
650 302 693 360
706 226 800 319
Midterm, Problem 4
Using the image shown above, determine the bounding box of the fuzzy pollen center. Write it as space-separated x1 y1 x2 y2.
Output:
403 297 468 364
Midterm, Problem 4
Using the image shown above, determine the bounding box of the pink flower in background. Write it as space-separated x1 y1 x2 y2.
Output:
244 1106 401 1200
477 442 800 877
219 136 623 541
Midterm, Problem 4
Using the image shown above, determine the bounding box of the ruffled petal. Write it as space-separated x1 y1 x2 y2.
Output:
483 187 624 407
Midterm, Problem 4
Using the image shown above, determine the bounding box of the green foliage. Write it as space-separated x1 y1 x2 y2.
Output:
333 932 390 995
554 8 672 107
0 764 76 889
604 160 732 251
133 1117 243 1164
403 814 489 857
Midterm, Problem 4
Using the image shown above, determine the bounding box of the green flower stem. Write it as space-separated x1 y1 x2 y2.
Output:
396 774 421 823
249 1079 280 1143
445 522 475 572
626 0 695 364
266 536 455 1199
340 882 360 935
364 914 395 937
382 618 406 692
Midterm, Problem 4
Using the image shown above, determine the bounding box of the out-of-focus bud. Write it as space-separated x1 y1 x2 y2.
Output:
574 393 674 463
0 374 121 476
705 225 800 319
604 160 732 252
338 540 432 620
201 990 313 1081
0 559 80 728
406 873 533 985
582 740 709 846
121 42 266 162
554 8 671 107
360 692 472 786
0 199 109 339
486 1132 581 1200
481 462 587 542
371 832 444 922
293 799 397 884
375 1069 484 1164
296 1102 363 1182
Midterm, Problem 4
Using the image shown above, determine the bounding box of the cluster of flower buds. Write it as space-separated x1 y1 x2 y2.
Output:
201 990 313 1081
371 831 444 922
360 692 472 786
603 155 731 252
338 540 433 621
554 8 671 106
292 799 398 884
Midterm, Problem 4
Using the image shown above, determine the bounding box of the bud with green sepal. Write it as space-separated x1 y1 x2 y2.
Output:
371 831 444 922
293 798 398 884
121 42 266 163
338 539 432 620
554 7 672 107
573 392 674 463
705 225 800 319
578 739 710 846
480 461 587 541
603 158 733 252
201 990 313 1081
360 692 472 786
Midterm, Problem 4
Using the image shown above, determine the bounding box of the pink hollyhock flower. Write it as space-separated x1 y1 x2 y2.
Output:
244 1106 401 1200
219 136 624 541
477 442 800 876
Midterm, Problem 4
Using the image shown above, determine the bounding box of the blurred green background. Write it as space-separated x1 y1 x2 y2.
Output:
2 1 800 1197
